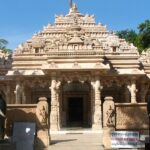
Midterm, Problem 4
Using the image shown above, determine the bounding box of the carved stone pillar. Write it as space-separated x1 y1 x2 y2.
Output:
124 87 130 103
6 85 11 104
91 80 95 127
14 81 22 104
127 79 137 103
36 97 50 148
50 76 58 131
56 80 61 130
103 97 115 149
140 81 149 102
103 97 115 128
92 76 102 130
22 85 26 104
50 75 61 131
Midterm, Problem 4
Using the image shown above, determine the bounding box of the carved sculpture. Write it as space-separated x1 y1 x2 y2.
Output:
106 106 115 127
36 97 50 148
103 97 115 149
39 106 47 124
36 97 48 127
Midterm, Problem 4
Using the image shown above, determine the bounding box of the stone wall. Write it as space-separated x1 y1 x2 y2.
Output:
6 104 37 137
103 101 149 149
115 103 149 130
6 98 50 149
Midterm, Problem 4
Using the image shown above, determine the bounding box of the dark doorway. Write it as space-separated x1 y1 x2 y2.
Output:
68 97 83 127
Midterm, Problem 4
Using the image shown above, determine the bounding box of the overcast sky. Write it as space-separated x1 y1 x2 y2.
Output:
0 0 149 49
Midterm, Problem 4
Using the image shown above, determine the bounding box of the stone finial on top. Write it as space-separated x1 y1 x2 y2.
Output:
68 3 83 17
69 3 78 14
69 0 73 9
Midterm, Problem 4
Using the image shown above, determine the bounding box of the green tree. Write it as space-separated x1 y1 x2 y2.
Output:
117 29 138 46
138 20 150 50
116 19 150 53
0 38 12 54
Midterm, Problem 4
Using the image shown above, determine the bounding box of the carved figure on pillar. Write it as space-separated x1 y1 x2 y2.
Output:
39 106 47 124
36 97 48 127
36 97 50 148
106 106 115 127
103 96 115 149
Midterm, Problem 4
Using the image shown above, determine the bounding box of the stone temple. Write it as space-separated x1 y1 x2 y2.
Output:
0 3 150 148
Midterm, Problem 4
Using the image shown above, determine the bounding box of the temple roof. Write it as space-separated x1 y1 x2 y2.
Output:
7 3 145 76
14 4 139 55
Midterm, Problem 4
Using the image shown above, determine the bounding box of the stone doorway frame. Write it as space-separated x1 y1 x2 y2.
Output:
62 92 90 128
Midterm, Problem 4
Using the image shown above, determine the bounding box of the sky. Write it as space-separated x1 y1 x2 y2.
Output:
0 0 149 49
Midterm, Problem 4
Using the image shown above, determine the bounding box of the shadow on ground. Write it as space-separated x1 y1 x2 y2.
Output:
51 139 77 145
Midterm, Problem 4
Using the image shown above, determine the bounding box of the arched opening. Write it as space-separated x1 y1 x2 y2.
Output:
101 82 124 103
61 81 91 128
31 86 50 104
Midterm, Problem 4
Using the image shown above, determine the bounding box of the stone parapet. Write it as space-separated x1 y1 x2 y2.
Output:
115 103 148 130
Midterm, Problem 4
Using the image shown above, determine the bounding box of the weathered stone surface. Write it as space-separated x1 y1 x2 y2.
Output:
103 97 115 128
102 127 115 149
102 97 115 149
36 97 50 148
6 104 36 137
1 1 150 144
115 103 149 129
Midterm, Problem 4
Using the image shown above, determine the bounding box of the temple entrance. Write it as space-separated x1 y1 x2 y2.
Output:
68 97 83 127
61 81 91 128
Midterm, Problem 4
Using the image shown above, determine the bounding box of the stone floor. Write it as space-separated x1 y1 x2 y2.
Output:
49 133 104 150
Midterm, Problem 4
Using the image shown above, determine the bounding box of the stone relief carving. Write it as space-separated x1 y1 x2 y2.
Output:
23 78 50 89
39 106 47 124
36 97 48 127
14 4 138 55
101 77 125 88
103 97 115 128
106 106 115 127
14 9 139 56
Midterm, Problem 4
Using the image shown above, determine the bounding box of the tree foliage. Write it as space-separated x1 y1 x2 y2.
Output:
117 30 138 46
116 19 150 53
138 20 150 50
0 38 12 54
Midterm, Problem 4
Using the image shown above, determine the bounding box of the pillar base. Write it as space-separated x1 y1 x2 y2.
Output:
92 123 102 130
36 129 50 148
102 127 115 149
131 101 137 104
50 125 60 131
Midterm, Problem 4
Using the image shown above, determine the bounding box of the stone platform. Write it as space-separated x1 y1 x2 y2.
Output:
49 132 104 150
